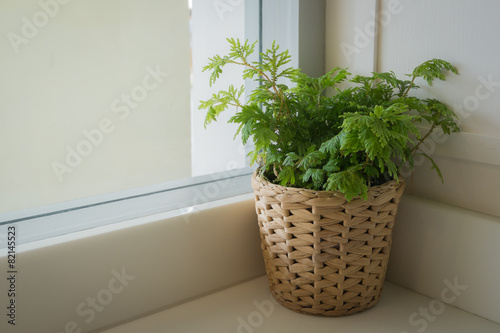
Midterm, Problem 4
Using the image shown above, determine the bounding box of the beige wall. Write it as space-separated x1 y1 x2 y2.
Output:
0 0 191 213
326 0 500 217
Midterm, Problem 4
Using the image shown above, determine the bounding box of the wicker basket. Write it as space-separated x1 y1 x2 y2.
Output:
252 172 406 316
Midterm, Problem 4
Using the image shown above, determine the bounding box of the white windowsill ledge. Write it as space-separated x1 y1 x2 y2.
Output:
100 276 500 333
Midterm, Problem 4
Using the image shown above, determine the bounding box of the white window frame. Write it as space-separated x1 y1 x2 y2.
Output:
0 0 326 247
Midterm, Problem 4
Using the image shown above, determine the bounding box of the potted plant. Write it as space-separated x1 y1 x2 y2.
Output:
199 39 459 316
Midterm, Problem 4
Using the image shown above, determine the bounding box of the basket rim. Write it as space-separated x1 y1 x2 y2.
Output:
251 169 405 200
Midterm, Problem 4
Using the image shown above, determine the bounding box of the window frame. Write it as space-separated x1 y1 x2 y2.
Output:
0 168 254 245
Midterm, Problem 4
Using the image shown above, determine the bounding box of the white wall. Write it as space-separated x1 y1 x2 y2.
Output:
326 0 500 217
326 0 377 74
0 0 191 213
376 0 500 217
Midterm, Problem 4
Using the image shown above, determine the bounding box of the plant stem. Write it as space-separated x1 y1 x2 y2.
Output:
230 60 290 117
230 60 278 94
411 124 436 155
402 76 417 98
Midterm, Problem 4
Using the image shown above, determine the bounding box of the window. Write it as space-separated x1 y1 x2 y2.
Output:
0 0 257 244
0 0 325 245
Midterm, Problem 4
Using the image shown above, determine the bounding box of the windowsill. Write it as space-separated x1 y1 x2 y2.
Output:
0 193 265 333
99 276 500 333
3 193 499 332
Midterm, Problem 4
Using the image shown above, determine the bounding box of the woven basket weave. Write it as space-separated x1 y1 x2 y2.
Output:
252 172 406 316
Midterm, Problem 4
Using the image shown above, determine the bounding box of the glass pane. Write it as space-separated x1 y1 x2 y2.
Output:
0 0 249 215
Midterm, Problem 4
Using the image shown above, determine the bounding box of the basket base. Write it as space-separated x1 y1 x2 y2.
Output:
269 286 382 317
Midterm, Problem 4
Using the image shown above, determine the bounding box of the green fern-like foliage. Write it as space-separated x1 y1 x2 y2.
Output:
199 39 460 201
